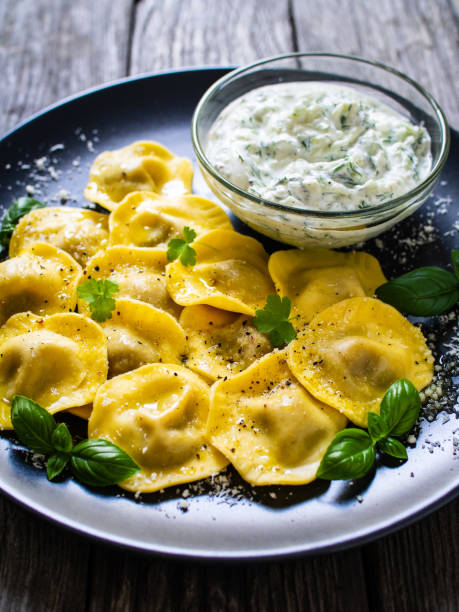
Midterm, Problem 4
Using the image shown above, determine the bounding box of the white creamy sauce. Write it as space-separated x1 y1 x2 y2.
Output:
206 82 432 212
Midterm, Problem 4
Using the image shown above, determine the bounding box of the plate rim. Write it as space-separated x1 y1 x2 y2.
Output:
0 66 234 143
0 457 457 561
0 67 457 561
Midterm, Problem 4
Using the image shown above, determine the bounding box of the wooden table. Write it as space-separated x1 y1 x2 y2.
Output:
0 1 457 610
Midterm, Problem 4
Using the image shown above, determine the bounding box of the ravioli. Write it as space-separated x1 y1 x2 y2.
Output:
109 191 232 248
79 246 181 319
0 312 107 429
84 141 193 211
89 363 228 492
166 229 274 315
68 405 93 420
9 206 109 267
0 242 82 326
207 350 347 486
269 248 387 326
180 305 271 382
287 297 434 427
102 298 187 378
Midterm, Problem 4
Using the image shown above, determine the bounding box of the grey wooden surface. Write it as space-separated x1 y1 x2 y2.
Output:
0 1 458 610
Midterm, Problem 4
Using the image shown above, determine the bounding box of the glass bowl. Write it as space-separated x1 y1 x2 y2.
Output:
191 53 450 248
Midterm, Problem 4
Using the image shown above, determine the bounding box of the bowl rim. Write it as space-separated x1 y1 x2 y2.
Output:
191 52 451 220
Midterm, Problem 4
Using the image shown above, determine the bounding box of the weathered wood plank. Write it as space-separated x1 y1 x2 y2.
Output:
86 546 369 611
0 0 133 134
0 495 90 612
363 499 459 612
291 0 459 127
130 0 294 73
291 4 459 607
243 550 369 612
0 1 133 610
0 2 457 611
87 546 144 612
90 547 368 612
96 4 370 611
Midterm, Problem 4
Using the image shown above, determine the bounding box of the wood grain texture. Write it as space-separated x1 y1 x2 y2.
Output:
0 0 133 134
130 0 294 73
291 0 459 127
0 495 90 612
363 499 459 612
0 2 131 609
0 1 458 611
85 546 369 611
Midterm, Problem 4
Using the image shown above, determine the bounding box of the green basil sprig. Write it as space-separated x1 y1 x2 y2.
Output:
0 197 46 248
317 429 376 480
376 250 459 316
11 395 140 486
70 440 140 487
317 379 420 480
452 250 459 279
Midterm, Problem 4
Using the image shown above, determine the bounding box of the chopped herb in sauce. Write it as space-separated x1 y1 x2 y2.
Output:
206 82 431 212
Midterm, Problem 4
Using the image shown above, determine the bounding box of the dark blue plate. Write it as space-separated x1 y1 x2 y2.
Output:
0 68 457 560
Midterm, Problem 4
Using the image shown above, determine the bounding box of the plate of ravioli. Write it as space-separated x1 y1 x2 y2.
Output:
0 68 457 559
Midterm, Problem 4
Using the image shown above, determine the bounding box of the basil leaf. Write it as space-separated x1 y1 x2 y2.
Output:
47 452 70 481
70 439 140 487
452 250 459 280
378 437 408 460
376 267 459 316
0 197 46 247
367 411 389 443
11 395 56 455
51 423 73 453
317 429 375 480
380 379 421 437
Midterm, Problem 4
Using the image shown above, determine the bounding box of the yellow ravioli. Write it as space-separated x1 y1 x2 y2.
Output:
89 363 228 492
9 206 109 267
180 305 271 382
166 229 274 315
269 248 387 326
287 297 434 427
79 246 181 319
0 242 82 326
68 405 93 420
0 312 107 429
84 141 193 211
207 350 347 486
102 298 187 378
109 191 232 248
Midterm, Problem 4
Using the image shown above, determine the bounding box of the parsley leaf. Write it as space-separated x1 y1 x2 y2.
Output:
183 226 196 243
77 278 119 322
167 226 197 266
253 294 296 347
